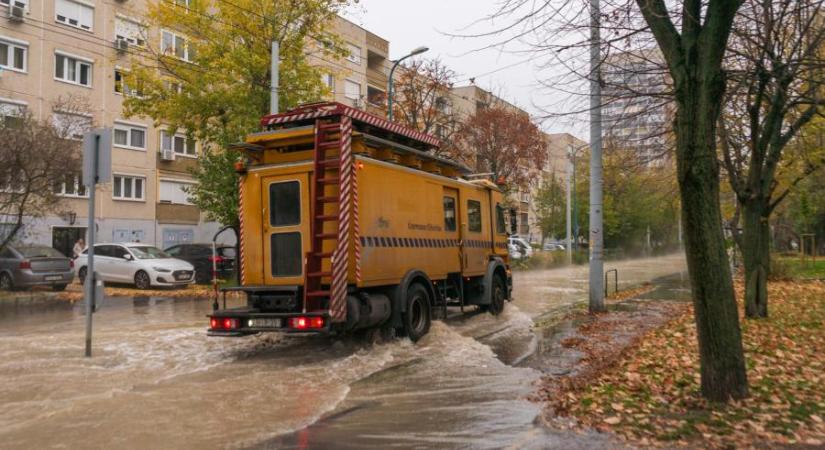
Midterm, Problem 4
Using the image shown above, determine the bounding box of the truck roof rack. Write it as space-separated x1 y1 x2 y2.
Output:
259 102 441 152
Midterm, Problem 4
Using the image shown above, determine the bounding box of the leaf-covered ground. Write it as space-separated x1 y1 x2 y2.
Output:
54 281 243 302
545 280 825 448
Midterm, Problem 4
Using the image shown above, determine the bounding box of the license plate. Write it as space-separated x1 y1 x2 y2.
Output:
45 275 63 281
249 318 282 328
176 274 190 280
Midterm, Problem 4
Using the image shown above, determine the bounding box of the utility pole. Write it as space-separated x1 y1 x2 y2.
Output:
588 0 605 313
270 41 279 114
566 144 573 264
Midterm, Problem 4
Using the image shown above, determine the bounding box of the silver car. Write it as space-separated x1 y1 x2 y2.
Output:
0 245 74 291
74 243 195 289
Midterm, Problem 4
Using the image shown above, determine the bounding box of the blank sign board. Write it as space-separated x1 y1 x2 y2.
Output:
82 128 112 186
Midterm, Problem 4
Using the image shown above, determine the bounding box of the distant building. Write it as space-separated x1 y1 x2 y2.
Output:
601 50 672 165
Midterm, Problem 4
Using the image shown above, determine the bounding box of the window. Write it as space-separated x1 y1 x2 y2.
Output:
54 173 87 197
113 122 146 150
495 203 506 234
55 52 92 87
344 79 360 100
114 69 143 97
346 43 361 64
321 73 334 91
0 100 26 126
367 85 385 106
55 0 93 31
0 0 27 8
160 130 197 157
269 181 300 226
0 37 27 72
115 17 146 47
443 196 456 232
163 79 183 94
270 232 301 277
52 112 91 140
159 180 194 205
467 200 482 233
113 175 145 201
161 30 191 62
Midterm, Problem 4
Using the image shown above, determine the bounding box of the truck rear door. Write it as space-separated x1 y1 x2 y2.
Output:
262 174 310 286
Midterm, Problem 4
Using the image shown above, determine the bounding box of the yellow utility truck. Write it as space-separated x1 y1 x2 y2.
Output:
208 102 512 341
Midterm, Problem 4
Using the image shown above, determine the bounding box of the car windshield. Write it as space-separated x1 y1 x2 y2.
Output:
18 246 65 258
129 246 170 259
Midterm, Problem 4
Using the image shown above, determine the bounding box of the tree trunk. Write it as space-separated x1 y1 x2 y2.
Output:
741 200 770 318
674 75 749 402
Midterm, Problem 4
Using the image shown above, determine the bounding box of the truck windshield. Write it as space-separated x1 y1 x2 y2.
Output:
129 246 170 259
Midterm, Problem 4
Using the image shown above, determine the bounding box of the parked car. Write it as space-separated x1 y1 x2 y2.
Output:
508 237 534 258
164 243 236 284
543 242 566 252
74 243 195 289
0 245 74 291
508 242 525 260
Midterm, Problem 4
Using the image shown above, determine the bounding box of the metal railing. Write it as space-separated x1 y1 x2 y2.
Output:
605 268 618 297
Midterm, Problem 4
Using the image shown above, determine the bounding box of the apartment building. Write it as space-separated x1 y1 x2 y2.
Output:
0 0 388 255
309 18 389 116
602 49 671 165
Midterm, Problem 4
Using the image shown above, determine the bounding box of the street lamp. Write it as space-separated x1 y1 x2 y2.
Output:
387 45 429 121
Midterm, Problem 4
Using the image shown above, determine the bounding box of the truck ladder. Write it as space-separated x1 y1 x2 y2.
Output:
304 117 354 323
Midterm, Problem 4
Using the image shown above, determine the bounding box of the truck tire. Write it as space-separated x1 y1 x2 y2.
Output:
488 274 506 315
402 283 431 342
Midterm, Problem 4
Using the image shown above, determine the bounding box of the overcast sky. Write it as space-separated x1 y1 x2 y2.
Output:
343 1 588 139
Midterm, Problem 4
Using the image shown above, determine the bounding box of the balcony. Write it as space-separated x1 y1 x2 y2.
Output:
156 202 200 225
157 153 198 174
367 67 388 89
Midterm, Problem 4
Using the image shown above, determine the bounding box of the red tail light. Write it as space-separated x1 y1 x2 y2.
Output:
210 317 239 330
69 260 74 268
19 260 31 269
208 256 225 263
288 316 325 330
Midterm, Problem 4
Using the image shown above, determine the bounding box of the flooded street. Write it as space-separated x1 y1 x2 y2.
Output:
0 254 686 449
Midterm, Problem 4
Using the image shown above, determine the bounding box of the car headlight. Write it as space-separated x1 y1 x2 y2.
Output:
153 266 172 273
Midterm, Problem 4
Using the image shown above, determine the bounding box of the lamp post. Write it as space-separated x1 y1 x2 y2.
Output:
387 46 429 121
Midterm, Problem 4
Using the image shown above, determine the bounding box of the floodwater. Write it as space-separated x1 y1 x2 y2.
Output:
0 254 686 449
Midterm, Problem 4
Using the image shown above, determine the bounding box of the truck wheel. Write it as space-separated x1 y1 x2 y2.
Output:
0 272 13 291
488 274 506 316
134 271 151 290
78 267 87 286
403 283 431 342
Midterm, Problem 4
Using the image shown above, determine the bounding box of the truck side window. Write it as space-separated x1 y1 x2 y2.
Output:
496 203 506 234
443 196 456 231
269 181 300 227
467 200 482 233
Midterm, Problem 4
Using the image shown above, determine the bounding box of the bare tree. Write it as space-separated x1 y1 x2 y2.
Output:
0 99 86 252
720 0 825 318
391 58 463 159
472 0 749 401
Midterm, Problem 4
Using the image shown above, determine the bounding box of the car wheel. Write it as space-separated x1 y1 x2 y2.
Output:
78 267 88 286
52 284 68 292
402 283 431 342
0 272 13 291
134 271 151 290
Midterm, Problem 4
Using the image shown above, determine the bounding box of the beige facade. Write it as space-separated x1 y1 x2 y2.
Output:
309 17 389 117
0 3 387 253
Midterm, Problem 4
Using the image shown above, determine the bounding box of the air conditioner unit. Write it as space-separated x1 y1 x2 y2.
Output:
8 4 25 21
114 38 129 53
160 148 175 161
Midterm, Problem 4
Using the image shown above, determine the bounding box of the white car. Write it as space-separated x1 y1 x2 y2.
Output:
508 237 534 258
75 243 195 289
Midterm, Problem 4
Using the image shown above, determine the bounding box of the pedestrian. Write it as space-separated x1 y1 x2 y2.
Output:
72 238 85 259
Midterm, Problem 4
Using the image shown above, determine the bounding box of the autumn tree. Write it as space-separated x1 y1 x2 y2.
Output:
719 0 825 318
391 58 463 160
124 0 350 226
533 172 567 244
456 105 547 191
0 102 84 252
